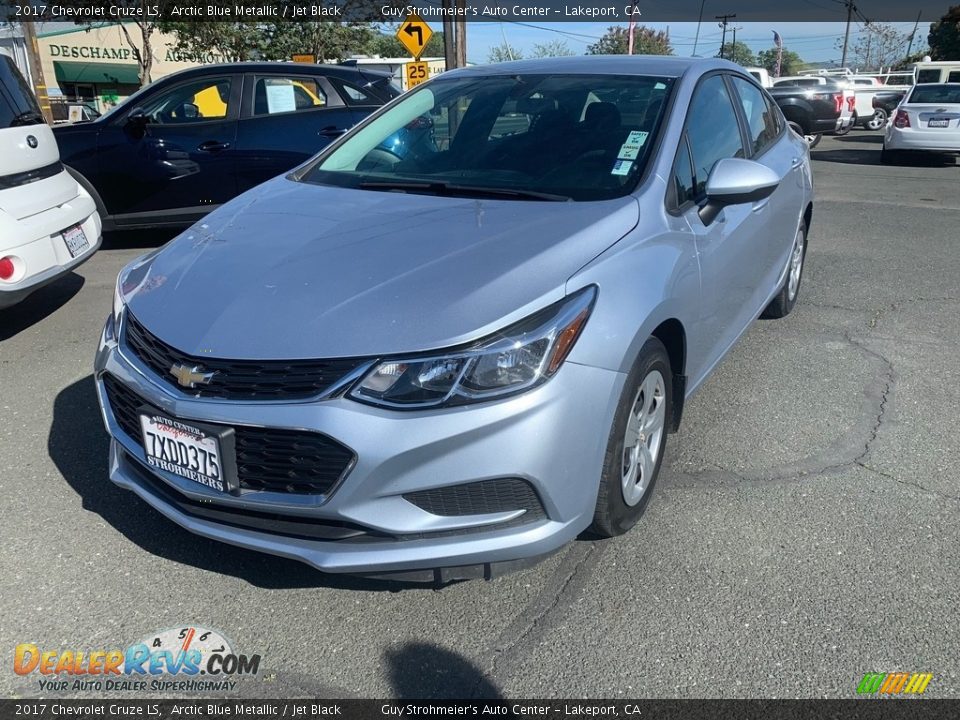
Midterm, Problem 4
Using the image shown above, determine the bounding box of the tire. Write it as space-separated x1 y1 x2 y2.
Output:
865 109 887 131
590 337 672 538
789 121 822 149
762 221 807 319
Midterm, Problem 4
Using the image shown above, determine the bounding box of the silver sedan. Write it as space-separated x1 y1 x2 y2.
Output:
95 56 814 581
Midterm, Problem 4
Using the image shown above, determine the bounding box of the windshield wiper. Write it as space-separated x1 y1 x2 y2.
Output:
359 180 571 202
11 110 45 127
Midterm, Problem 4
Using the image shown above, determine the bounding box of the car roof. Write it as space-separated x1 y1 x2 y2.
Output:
440 55 742 80
156 61 393 83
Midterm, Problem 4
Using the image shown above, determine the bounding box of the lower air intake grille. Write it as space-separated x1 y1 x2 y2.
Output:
404 478 546 520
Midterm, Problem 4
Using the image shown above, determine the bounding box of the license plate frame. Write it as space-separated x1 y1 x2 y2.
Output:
928 118 950 128
138 408 239 494
61 224 89 259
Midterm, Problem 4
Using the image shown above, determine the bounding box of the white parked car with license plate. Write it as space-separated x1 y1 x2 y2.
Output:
882 83 960 164
0 54 101 309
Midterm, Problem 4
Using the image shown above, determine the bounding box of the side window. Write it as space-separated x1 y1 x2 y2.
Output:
141 77 233 124
949 71 960 83
672 137 695 209
916 69 940 83
731 77 780 155
253 77 327 116
764 93 783 134
685 75 746 200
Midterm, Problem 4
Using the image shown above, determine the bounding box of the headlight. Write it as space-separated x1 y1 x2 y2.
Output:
112 249 161 325
350 286 596 409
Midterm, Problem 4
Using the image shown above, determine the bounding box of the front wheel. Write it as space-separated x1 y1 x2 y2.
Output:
762 221 807 319
590 338 672 538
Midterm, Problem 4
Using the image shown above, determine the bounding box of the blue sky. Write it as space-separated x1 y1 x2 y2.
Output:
412 21 928 66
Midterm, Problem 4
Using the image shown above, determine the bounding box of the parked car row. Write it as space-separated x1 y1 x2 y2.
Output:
882 83 960 165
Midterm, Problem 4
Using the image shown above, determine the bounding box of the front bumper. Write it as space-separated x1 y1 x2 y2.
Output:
94 313 625 578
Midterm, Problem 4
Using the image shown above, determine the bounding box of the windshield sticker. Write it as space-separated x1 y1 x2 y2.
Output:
611 159 634 176
625 130 649 147
617 145 640 161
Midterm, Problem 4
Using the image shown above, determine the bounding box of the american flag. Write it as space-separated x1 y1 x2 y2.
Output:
773 31 784 78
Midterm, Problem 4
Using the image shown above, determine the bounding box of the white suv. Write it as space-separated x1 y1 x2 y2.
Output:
0 54 100 309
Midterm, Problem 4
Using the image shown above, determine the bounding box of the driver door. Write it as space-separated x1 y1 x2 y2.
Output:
96 74 241 226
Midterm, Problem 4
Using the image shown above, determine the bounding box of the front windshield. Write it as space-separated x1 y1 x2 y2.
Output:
299 73 674 202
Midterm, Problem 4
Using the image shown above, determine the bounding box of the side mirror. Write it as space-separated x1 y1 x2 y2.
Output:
125 107 149 137
699 157 780 225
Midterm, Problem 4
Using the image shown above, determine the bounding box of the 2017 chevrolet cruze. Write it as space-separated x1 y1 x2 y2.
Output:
95 57 813 582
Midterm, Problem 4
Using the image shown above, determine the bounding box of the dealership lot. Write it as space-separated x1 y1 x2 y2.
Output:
1 133 957 699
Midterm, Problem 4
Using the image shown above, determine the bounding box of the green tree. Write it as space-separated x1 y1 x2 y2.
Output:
488 42 523 63
161 22 378 63
717 41 755 66
587 26 673 55
927 5 960 60
531 40 576 58
756 47 806 76
368 30 446 58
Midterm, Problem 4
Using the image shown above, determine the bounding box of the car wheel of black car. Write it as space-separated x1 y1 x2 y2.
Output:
788 121 821 149
763 221 807 319
590 337 672 538
865 109 887 131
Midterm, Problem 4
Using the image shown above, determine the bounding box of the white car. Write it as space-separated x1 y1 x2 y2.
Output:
882 83 960 164
0 55 101 309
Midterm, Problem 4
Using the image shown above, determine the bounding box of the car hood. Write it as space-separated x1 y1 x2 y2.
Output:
124 176 639 359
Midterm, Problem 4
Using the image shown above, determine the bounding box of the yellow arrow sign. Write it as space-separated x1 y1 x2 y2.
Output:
397 13 433 60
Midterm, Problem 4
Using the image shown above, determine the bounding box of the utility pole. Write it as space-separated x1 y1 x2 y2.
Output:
692 0 706 57
905 10 922 60
442 0 456 71
840 0 854 68
732 26 743 62
442 0 466 71
454 0 466 69
18 12 53 124
716 14 735 60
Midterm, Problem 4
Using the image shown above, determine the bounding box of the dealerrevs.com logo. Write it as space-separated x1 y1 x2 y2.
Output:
13 626 261 693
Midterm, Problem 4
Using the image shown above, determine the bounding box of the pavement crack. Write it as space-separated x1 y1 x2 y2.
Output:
470 542 600 697
844 334 895 464
855 460 960 503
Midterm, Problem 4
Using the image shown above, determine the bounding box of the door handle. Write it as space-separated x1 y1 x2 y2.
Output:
790 157 803 170
198 140 231 153
751 199 770 213
318 126 347 137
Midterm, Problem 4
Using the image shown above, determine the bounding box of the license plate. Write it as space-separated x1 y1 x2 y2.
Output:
140 413 227 492
928 118 950 128
62 225 89 258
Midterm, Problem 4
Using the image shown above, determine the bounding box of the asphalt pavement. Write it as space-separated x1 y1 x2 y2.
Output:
1 132 957 699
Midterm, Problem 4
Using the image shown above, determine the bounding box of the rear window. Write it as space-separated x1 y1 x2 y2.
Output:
908 85 960 104
0 55 43 127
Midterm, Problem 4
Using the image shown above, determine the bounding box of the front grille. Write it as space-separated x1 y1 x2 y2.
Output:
122 311 364 401
103 374 355 495
404 478 546 520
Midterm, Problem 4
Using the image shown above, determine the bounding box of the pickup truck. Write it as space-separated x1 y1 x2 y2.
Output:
768 80 855 148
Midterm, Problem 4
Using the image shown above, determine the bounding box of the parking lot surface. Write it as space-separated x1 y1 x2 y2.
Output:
1 133 957 699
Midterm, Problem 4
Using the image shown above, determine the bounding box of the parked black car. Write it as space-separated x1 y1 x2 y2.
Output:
768 81 851 149
53 62 398 230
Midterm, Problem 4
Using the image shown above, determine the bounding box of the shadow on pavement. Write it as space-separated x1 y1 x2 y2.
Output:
831 133 883 145
811 147 882 166
0 272 84 341
386 642 503 699
48 375 441 593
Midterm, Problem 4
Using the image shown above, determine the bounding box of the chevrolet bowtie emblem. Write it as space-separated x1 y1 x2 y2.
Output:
170 363 216 388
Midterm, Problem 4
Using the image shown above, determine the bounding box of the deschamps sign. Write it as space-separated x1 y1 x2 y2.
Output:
47 43 228 65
